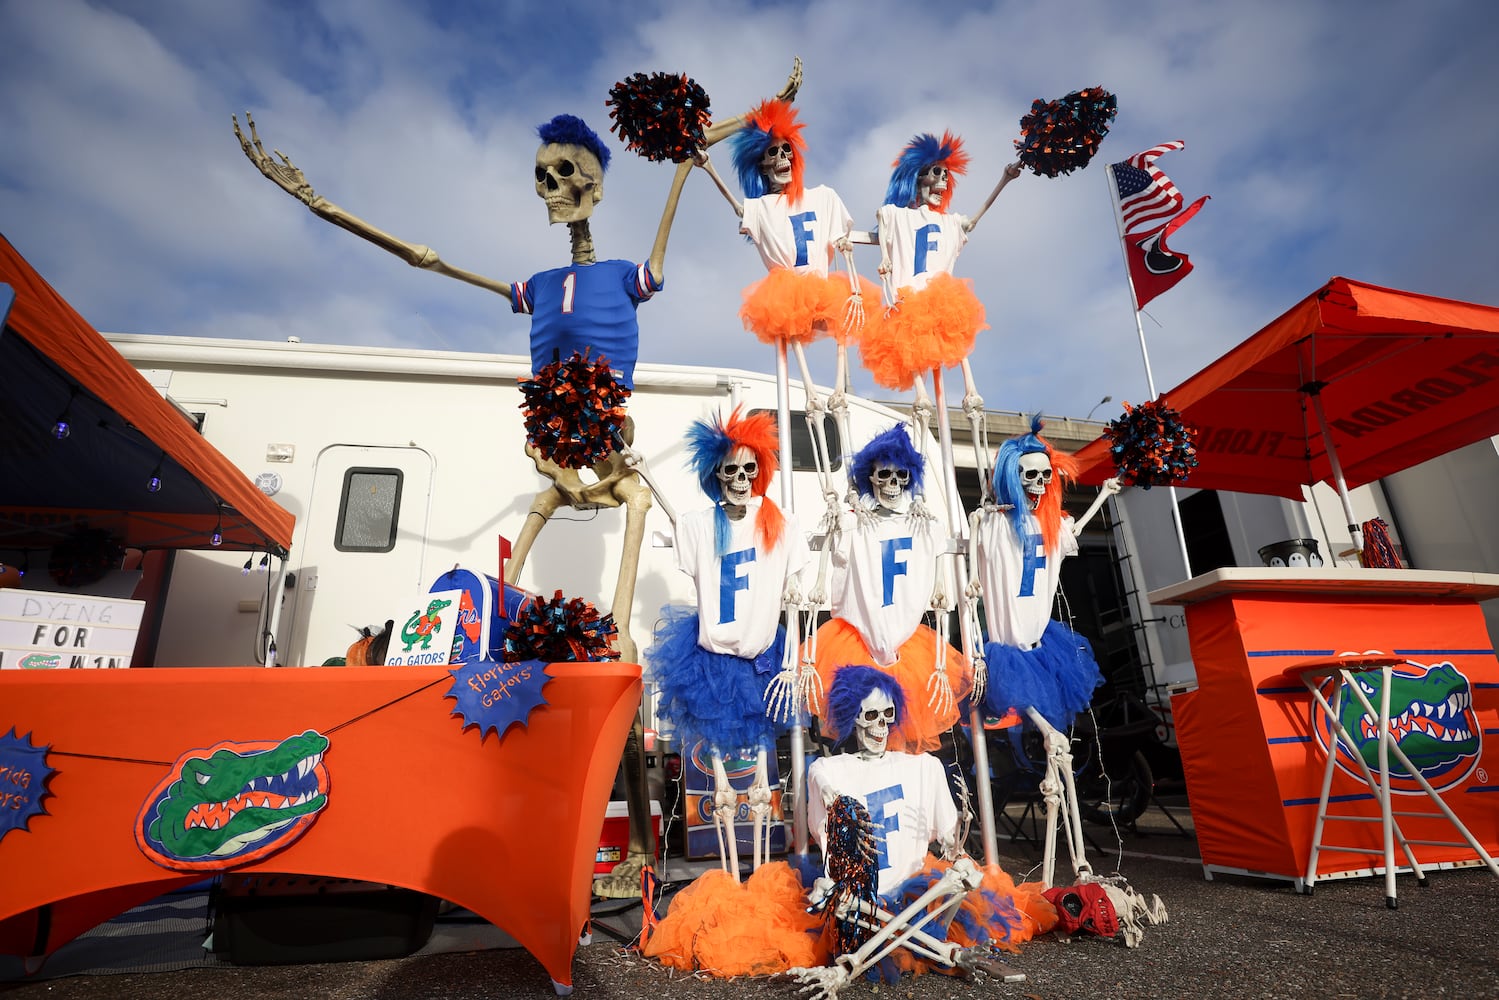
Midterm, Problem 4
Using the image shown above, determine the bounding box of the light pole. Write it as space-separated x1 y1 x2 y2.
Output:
1086 395 1113 420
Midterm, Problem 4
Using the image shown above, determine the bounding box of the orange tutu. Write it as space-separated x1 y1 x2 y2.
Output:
741 268 872 346
810 618 972 753
859 272 988 390
643 862 830 976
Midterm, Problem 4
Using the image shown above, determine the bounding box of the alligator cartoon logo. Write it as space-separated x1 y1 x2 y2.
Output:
403 598 452 652
1312 660 1481 794
18 653 61 669
135 731 330 871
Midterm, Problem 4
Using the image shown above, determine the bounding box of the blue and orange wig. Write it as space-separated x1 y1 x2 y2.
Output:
731 99 807 204
825 665 908 744
883 130 969 212
685 406 785 556
992 415 1079 557
849 423 926 500
537 114 611 172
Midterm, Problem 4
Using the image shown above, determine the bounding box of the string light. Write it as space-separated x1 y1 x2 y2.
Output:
242 557 253 575
211 508 224 547
52 389 78 440
146 456 164 494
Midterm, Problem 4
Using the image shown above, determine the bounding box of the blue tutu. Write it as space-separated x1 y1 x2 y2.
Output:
646 604 789 754
980 619 1102 730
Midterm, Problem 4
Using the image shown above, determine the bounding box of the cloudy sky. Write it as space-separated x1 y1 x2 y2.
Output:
2 0 1496 419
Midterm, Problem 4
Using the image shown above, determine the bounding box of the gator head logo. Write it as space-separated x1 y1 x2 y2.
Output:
1312 661 1481 794
135 731 330 871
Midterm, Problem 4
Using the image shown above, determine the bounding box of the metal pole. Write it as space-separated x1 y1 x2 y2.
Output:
1307 389 1365 552
1107 167 1194 580
931 368 998 866
776 342 810 856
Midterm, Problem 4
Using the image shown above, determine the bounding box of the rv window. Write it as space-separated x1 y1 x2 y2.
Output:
334 468 404 553
747 409 842 474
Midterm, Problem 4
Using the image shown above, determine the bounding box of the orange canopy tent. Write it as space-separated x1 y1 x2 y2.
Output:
1075 277 1499 514
0 234 293 554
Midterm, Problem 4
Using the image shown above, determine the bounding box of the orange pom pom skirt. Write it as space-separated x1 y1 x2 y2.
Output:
809 618 973 753
859 273 988 390
740 268 877 347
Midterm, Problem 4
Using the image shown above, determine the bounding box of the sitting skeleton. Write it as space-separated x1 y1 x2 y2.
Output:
794 667 1018 997
647 409 808 879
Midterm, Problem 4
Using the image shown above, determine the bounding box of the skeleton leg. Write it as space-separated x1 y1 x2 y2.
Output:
747 748 772 871
1025 707 1092 887
958 359 992 499
792 857 987 998
712 753 741 881
506 483 566 584
591 476 658 900
609 473 651 663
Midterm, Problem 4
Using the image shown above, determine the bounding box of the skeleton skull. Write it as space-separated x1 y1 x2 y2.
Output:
760 140 794 192
917 163 949 208
717 445 758 508
871 463 911 513
1019 452 1053 508
853 688 896 757
535 142 603 224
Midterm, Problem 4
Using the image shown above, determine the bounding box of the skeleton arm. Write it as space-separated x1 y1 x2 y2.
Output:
962 162 1022 234
1070 477 1122 537
232 114 512 298
646 159 696 287
693 152 744 217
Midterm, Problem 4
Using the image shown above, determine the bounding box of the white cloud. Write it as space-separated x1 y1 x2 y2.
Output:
2 0 1496 420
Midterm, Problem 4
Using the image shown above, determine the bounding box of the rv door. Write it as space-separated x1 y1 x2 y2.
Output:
284 445 434 665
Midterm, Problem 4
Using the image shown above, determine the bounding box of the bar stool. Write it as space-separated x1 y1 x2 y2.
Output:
1283 654 1499 909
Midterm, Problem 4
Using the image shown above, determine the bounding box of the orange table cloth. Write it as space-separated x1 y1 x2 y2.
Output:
1151 568 1499 882
0 663 640 990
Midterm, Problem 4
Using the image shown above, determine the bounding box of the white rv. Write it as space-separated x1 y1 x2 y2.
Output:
104 333 956 674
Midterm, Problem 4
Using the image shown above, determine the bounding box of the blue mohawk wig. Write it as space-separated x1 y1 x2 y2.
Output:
993 414 1050 536
826 665 906 744
537 114 611 172
883 131 968 209
850 424 925 500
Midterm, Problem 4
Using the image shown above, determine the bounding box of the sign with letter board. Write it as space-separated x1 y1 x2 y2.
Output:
0 589 144 669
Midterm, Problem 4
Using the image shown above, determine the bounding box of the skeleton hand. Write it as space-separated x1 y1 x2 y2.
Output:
806 876 836 910
790 964 850 1000
927 666 955 718
692 146 711 168
233 113 318 206
1102 477 1123 496
843 291 866 335
764 659 802 724
970 650 987 702
776 56 804 104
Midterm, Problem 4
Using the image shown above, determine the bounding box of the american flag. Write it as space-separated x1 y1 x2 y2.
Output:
1110 141 1186 233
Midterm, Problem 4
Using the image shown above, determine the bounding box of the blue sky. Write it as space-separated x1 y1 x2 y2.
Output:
2 0 1496 418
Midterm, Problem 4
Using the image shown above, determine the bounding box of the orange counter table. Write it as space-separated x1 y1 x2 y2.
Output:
1150 568 1499 885
0 662 640 992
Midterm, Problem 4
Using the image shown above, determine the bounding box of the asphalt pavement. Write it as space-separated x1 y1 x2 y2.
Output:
3 798 1496 1000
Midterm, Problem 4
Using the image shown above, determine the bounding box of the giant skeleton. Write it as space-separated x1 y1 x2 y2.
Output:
231 62 801 897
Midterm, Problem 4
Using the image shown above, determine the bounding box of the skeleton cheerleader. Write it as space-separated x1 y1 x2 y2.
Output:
696 99 868 352
647 408 809 878
859 132 1021 395
809 425 972 752
970 418 1121 729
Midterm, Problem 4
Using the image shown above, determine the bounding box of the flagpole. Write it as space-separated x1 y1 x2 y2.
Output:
1107 166 1194 579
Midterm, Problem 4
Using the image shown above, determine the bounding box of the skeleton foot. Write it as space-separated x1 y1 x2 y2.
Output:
593 850 651 899
953 946 1027 983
